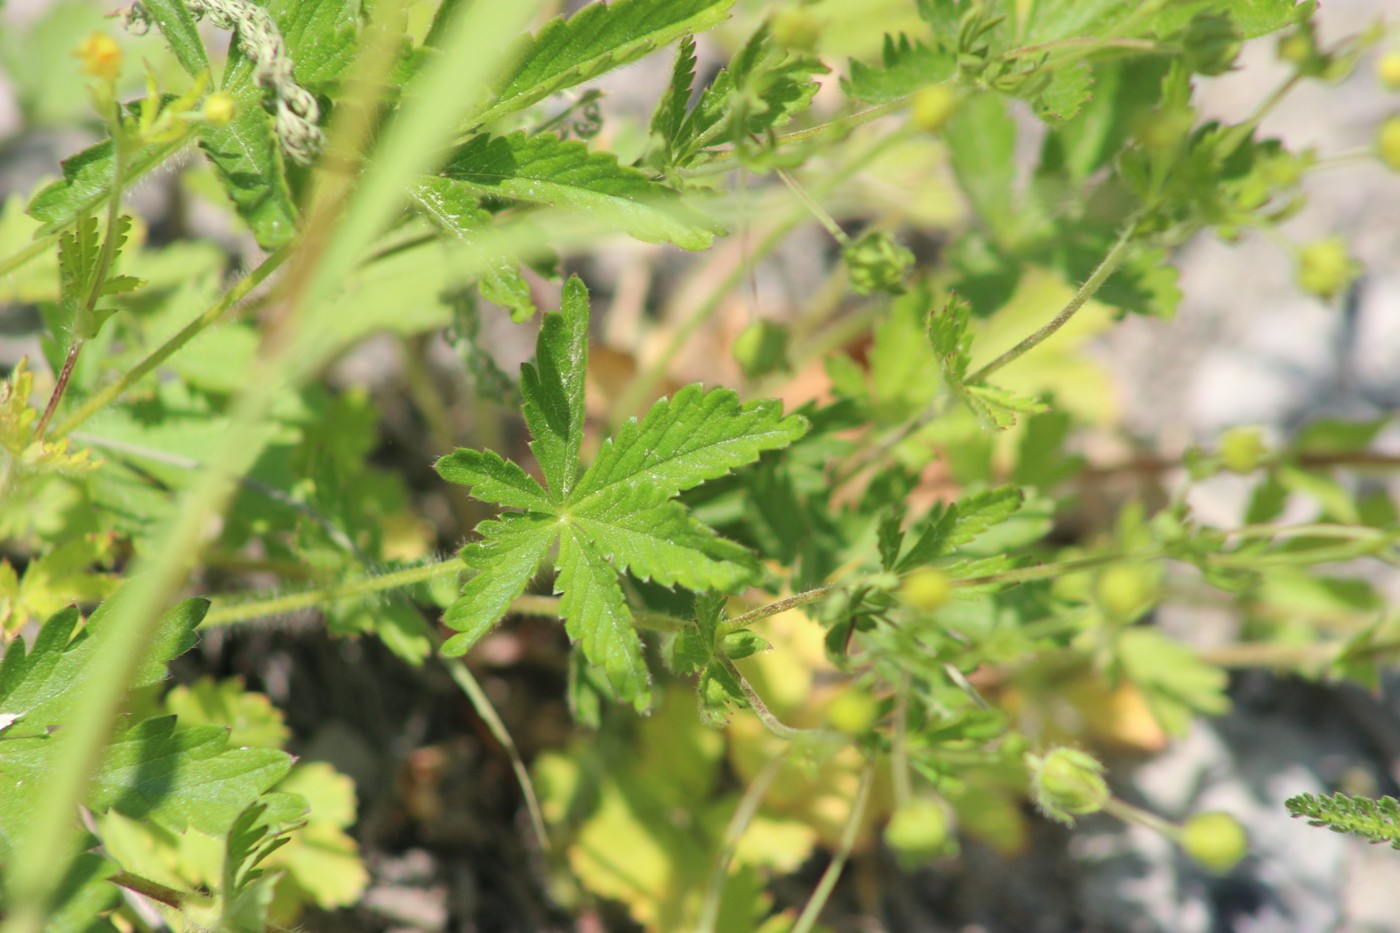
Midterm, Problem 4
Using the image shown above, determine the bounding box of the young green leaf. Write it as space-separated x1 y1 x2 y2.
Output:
434 277 807 711
926 293 1047 429
843 33 955 103
650 34 699 149
439 132 721 250
134 0 210 78
896 487 1025 572
468 0 736 130
672 25 827 164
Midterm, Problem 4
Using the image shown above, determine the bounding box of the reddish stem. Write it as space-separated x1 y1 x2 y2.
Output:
32 339 83 441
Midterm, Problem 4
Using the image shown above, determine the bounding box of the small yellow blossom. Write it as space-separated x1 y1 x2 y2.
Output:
202 93 237 126
74 32 122 81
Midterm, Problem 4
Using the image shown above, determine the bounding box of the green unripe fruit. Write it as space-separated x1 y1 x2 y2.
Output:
910 85 959 134
1181 811 1248 873
884 799 952 866
1094 563 1155 623
733 319 790 380
1378 116 1400 172
1219 426 1268 474
825 688 881 736
1296 237 1359 300
1027 747 1110 825
1378 52 1400 91
901 569 952 611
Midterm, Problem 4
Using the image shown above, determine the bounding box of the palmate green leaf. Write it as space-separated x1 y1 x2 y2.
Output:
943 92 1019 248
435 448 552 512
1117 628 1230 736
469 0 736 129
557 526 651 712
435 278 807 711
0 595 297 861
86 717 299 836
571 488 758 592
440 132 720 250
572 383 807 505
521 275 589 499
1149 0 1308 39
442 512 558 656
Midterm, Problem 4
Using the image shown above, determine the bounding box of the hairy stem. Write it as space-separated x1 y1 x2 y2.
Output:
966 218 1140 384
51 246 289 439
32 340 83 440
724 658 825 741
201 558 464 627
34 103 129 440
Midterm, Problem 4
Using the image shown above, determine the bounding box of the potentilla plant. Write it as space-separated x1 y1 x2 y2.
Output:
1 0 1398 929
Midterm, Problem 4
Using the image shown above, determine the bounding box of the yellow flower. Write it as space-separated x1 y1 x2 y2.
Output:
74 32 122 81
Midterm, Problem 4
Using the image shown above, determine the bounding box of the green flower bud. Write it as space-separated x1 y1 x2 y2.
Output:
910 85 959 134
1378 116 1400 173
1219 426 1268 474
845 231 915 296
1027 747 1110 824
1183 13 1242 77
884 799 953 867
1295 237 1359 300
720 629 769 661
202 92 237 127
1181 811 1248 873
825 688 881 736
901 569 952 612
